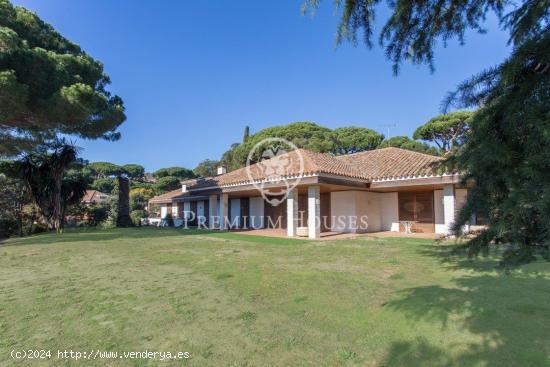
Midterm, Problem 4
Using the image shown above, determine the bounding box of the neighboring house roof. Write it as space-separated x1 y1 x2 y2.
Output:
148 147 444 203
82 190 111 204
143 173 157 183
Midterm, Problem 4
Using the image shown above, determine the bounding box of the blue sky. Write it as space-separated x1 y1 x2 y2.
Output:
13 0 510 172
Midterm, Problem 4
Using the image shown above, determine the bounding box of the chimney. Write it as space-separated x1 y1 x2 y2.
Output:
217 166 227 175
181 184 187 192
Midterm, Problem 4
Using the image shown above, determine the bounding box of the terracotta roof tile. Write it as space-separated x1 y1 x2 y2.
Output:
211 149 370 187
148 147 444 202
148 188 187 203
334 147 443 180
82 190 111 203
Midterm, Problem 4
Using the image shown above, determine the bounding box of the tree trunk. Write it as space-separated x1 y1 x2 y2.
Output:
116 176 133 227
52 176 62 233
16 201 23 237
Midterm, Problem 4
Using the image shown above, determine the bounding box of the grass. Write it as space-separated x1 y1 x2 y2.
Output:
0 227 549 366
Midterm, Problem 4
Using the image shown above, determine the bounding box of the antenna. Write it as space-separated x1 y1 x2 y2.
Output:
380 123 398 138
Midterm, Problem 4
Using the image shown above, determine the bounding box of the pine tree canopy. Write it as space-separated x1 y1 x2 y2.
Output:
152 167 196 180
378 135 439 155
0 0 126 156
193 159 220 178
413 111 473 153
333 126 384 154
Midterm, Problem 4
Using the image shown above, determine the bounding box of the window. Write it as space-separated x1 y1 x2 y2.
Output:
398 191 434 223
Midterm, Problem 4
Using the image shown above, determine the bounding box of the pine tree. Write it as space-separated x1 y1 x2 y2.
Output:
0 0 126 156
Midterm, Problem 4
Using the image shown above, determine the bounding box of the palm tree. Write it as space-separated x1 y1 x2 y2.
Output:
19 143 81 232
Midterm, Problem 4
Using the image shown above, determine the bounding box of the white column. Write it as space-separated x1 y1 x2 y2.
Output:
443 184 456 235
183 201 191 220
209 194 217 229
308 186 320 239
287 189 299 237
219 193 229 230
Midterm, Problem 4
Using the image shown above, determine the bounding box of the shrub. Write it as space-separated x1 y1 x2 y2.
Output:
153 176 181 193
130 193 148 212
0 218 18 239
86 203 110 226
32 223 48 234
107 197 118 226
163 213 174 227
131 210 147 227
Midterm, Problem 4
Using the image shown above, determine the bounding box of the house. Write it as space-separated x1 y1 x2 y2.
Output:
82 190 111 205
147 147 474 238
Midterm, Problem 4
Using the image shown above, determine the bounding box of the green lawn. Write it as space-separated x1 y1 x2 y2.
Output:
0 228 549 367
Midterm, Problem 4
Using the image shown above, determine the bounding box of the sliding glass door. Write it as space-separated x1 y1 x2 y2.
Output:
398 191 435 233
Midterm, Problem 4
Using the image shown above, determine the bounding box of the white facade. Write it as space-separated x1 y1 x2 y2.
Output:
230 198 241 228
443 185 456 234
249 196 264 229
380 192 399 231
434 189 446 233
183 201 191 220
330 191 373 233
286 189 298 237
155 185 467 236
209 194 217 229
330 189 460 235
219 194 229 230
308 186 321 239
330 191 397 233
197 200 205 218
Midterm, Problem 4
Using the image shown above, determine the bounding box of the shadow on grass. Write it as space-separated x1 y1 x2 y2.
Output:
382 243 550 367
416 241 505 272
0 227 306 247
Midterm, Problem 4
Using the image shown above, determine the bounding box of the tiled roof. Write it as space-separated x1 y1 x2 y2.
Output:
213 149 370 187
148 147 444 202
209 148 442 186
334 147 443 180
148 188 187 203
82 190 111 203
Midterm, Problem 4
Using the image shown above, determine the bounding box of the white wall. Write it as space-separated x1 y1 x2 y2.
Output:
330 191 377 233
230 198 241 228
160 205 168 218
183 201 191 220
443 185 456 234
197 200 205 218
249 196 264 229
434 189 445 233
380 192 399 231
357 192 381 232
330 191 401 233
330 191 357 232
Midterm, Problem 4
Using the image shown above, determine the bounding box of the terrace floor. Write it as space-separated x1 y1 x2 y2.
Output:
232 228 442 240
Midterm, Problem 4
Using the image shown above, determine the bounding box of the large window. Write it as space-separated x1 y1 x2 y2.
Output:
398 191 434 223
